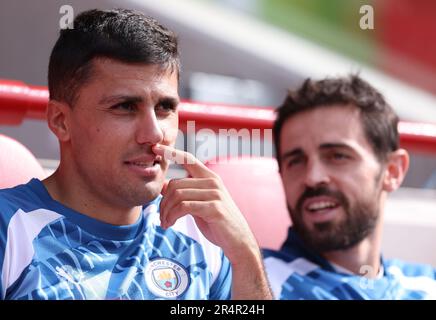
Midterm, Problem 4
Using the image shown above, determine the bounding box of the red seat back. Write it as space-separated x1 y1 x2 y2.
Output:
206 156 289 249
0 134 45 189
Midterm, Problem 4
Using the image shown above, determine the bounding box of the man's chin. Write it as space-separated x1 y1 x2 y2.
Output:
299 226 364 252
294 222 341 251
118 179 164 206
311 220 338 233
141 180 164 200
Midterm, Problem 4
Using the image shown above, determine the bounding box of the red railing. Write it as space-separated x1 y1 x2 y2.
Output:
1 79 436 154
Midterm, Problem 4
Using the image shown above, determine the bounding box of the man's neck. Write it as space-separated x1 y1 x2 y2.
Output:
42 168 142 226
321 226 383 278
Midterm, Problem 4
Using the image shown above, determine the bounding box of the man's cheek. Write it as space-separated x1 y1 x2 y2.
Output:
162 125 179 146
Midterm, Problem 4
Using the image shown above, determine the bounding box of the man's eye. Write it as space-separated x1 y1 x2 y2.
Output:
112 102 137 112
331 153 349 161
156 101 177 113
286 158 303 168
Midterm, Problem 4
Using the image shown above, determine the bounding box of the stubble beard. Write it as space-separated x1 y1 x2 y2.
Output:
289 185 381 253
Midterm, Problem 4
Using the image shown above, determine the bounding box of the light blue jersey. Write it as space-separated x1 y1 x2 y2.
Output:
0 179 232 300
263 228 436 300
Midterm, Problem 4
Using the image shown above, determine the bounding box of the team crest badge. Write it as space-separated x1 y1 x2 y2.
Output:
145 258 189 298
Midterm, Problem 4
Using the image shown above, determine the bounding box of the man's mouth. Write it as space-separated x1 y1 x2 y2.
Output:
124 155 162 167
123 155 163 177
124 159 161 167
301 197 341 223
306 200 339 212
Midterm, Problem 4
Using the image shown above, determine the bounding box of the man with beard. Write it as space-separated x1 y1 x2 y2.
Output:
263 75 436 299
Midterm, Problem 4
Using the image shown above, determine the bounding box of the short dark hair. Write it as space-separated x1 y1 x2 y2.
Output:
48 8 180 105
273 74 399 167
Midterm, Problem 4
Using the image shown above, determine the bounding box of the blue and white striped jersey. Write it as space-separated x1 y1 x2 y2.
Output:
263 228 436 300
0 179 232 300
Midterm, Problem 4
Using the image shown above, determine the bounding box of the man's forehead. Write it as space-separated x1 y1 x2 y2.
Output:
282 106 362 135
90 57 176 81
280 106 370 153
78 57 179 101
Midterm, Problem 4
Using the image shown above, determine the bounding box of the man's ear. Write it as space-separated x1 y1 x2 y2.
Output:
46 100 71 142
382 149 410 192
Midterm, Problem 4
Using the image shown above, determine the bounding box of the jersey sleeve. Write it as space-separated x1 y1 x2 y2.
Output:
0 193 15 299
0 224 5 299
208 251 232 300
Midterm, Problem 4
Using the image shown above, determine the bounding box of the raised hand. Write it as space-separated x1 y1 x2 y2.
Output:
152 143 273 299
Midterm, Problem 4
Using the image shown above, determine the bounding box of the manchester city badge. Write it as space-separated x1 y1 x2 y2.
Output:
145 258 189 298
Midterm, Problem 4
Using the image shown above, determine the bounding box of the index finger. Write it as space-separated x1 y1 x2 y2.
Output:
152 143 217 179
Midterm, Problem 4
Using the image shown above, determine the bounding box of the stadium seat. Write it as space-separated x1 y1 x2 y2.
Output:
206 156 290 250
0 134 45 189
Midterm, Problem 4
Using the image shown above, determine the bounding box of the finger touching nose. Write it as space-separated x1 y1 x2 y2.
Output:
152 144 217 179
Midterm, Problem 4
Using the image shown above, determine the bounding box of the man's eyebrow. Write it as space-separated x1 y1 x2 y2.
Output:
158 96 180 106
319 143 355 151
281 148 304 161
98 95 180 106
98 95 143 105
281 143 356 160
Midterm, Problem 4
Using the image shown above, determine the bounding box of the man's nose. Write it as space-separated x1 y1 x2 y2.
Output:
135 109 164 145
304 159 330 188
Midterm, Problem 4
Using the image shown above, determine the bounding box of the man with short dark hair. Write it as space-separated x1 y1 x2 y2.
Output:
0 8 272 300
264 75 436 299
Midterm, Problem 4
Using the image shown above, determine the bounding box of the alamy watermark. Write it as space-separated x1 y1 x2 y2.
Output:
359 265 376 289
59 5 74 29
167 121 274 164
359 5 374 30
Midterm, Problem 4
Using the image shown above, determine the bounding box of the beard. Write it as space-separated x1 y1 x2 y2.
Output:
288 185 380 253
